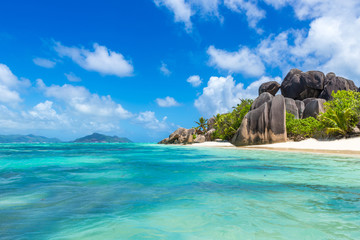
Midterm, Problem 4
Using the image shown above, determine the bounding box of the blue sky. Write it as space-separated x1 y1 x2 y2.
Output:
0 0 359 142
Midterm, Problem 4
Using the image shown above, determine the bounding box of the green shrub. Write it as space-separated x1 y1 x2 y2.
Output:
318 90 360 136
213 99 253 141
286 112 323 140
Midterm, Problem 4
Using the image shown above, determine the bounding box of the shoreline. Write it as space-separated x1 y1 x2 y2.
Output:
187 137 360 156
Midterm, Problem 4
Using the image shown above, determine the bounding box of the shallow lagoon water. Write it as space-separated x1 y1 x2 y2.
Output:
1 143 360 239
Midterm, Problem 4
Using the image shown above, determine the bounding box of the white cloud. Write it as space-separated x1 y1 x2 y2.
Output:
135 111 170 131
194 75 281 117
37 79 133 119
187 75 202 87
224 0 266 31
160 62 171 76
65 72 82 82
154 0 193 31
33 58 56 68
0 63 31 104
0 85 21 104
156 96 180 107
54 42 134 77
207 45 265 77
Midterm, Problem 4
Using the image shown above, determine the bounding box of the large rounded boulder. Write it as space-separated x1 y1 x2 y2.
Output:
319 73 358 100
231 95 287 146
259 81 281 96
281 69 325 100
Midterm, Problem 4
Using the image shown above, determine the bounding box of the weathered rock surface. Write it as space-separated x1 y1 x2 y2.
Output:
251 92 273 110
194 135 206 143
207 117 216 131
303 98 316 106
319 73 358 100
205 129 215 141
302 99 326 119
159 127 195 144
281 69 325 100
231 95 287 146
259 81 281 96
285 98 299 119
295 100 305 119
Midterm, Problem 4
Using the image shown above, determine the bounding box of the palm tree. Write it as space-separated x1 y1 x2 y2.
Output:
320 107 356 136
195 117 208 133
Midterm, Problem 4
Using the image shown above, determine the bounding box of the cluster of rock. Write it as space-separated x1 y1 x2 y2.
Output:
231 69 359 146
158 122 216 144
159 69 359 146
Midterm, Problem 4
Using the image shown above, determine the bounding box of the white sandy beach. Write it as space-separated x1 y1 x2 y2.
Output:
190 137 360 155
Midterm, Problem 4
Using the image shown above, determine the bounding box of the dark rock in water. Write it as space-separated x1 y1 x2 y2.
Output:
281 69 325 100
285 98 299 119
205 129 215 141
231 95 287 146
303 99 326 119
319 73 358 100
295 100 305 119
259 81 281 96
303 98 316 106
207 117 216 131
159 127 195 144
251 92 273 110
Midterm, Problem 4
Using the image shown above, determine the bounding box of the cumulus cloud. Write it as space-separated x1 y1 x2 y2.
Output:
37 79 133 119
160 62 171 76
156 96 180 107
33 58 56 68
207 45 265 77
194 75 281 117
135 111 170 131
64 72 82 82
154 0 193 31
187 75 202 87
0 63 31 104
54 42 134 77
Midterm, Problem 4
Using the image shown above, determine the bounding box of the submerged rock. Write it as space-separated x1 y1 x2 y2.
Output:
231 95 287 146
259 81 281 96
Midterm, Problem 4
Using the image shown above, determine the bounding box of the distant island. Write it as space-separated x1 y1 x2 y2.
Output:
0 133 132 143
73 133 132 143
0 134 62 143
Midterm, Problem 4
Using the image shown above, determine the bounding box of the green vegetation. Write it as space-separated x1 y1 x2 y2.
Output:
194 117 208 133
213 99 253 141
286 112 323 140
318 90 360 137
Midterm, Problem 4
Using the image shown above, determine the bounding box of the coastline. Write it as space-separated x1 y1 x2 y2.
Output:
187 137 360 156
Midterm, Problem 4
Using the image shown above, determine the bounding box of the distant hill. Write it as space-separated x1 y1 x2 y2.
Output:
0 134 62 143
73 133 132 143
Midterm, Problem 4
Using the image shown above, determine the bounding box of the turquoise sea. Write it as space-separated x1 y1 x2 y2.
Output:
1 143 360 240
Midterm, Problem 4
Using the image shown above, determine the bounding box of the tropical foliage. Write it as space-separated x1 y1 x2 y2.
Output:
318 90 360 136
286 112 323 140
194 117 208 133
213 99 253 141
